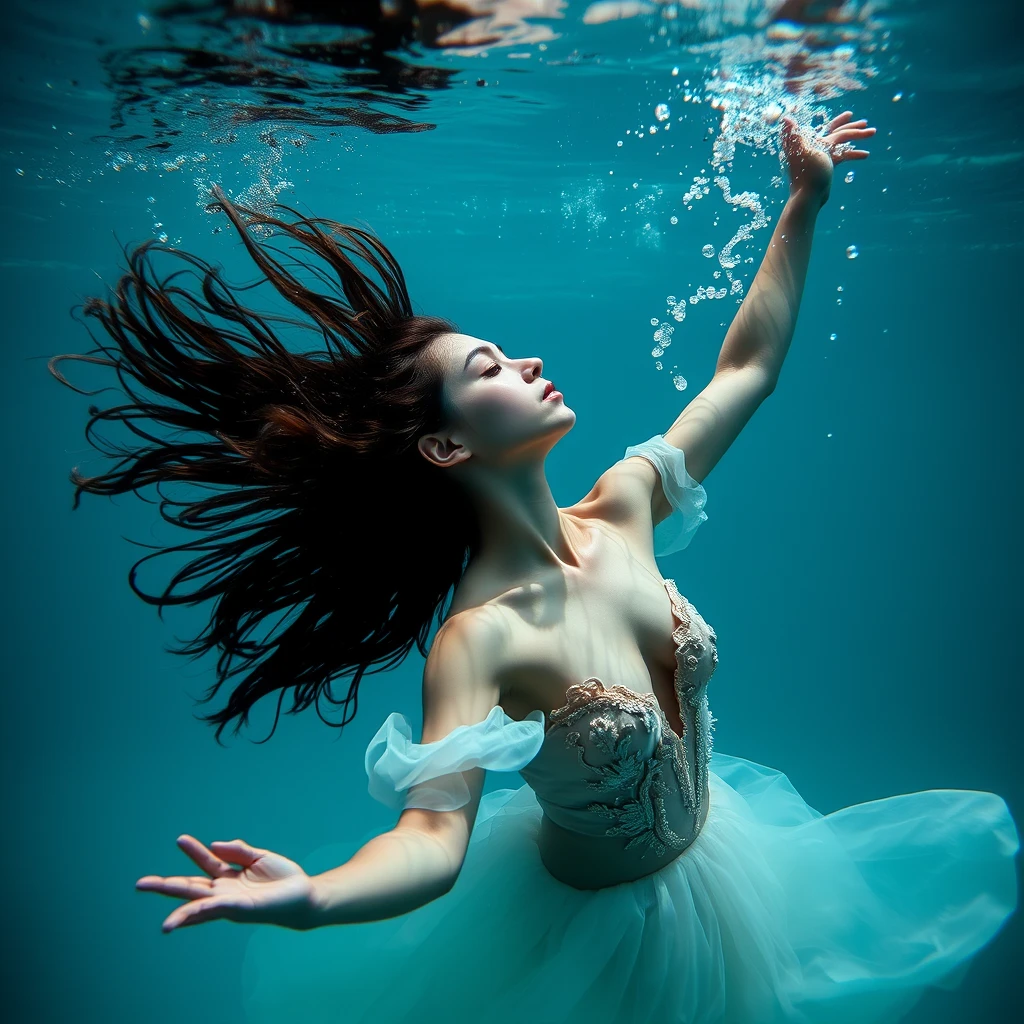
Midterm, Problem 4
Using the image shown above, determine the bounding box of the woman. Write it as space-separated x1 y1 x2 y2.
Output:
51 111 1017 1022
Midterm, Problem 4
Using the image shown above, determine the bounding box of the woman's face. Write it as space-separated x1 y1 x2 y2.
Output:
420 332 575 469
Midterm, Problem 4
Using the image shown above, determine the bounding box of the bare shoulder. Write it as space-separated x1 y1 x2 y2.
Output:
395 606 511 869
568 367 773 542
570 456 666 521
419 601 512 743
564 459 666 555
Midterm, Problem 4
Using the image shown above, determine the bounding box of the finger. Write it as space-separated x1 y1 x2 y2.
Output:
136 874 215 900
835 150 871 161
208 838 264 870
827 131 877 150
175 834 239 878
163 896 232 933
831 127 877 140
826 110 855 132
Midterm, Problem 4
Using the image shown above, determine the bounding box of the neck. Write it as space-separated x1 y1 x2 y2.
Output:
461 456 580 577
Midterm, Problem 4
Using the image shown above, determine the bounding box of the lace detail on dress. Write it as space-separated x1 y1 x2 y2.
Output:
664 578 719 803
535 579 721 858
547 678 702 858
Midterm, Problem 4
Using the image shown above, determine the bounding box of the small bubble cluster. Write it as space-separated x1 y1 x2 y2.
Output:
682 176 710 203
651 321 675 356
646 15 882 392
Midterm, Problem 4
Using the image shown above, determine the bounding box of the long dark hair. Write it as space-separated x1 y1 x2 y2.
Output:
48 186 473 745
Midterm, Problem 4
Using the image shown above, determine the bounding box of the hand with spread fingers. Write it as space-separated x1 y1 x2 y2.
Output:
136 834 318 933
781 109 877 208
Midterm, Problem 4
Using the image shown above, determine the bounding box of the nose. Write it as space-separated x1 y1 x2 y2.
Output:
525 356 542 379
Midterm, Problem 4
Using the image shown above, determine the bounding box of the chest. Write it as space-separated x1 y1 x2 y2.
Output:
482 520 697 736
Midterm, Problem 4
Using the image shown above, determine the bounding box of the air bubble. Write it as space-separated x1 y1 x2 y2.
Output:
844 170 855 183
670 215 678 225
830 333 837 340
672 374 688 391
702 244 715 258
845 245 859 259
655 103 670 121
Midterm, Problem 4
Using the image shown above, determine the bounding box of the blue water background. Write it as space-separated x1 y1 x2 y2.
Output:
1 1 1021 1021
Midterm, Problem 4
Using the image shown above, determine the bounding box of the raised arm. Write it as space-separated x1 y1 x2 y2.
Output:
577 110 876 531
660 111 877 486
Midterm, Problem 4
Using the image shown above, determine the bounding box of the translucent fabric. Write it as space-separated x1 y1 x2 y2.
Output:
365 704 546 811
621 434 709 556
241 752 1019 1024
240 434 1017 1021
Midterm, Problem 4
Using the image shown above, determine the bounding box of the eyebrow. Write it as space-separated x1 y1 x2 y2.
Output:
463 342 506 371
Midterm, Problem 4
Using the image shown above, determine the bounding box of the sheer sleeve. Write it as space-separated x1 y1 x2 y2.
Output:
365 705 546 812
621 434 708 557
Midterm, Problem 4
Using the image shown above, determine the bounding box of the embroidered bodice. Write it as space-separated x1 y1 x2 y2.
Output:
364 434 716 888
517 577 718 877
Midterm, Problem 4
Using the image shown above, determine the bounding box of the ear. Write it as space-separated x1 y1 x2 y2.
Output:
417 433 471 470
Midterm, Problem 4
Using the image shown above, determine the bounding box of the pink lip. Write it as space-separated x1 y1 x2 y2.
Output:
544 389 562 401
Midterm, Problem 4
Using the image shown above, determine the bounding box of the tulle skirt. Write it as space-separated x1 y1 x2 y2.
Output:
241 751 1019 1024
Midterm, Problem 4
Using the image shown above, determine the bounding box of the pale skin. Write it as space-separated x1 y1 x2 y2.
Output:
136 111 876 931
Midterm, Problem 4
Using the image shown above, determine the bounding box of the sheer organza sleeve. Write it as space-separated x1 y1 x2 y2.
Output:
621 434 708 557
365 704 546 812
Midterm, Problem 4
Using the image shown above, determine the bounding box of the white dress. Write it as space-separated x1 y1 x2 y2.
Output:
242 434 1019 1024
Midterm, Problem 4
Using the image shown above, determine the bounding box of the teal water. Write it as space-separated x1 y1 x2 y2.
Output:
2 1 1021 1021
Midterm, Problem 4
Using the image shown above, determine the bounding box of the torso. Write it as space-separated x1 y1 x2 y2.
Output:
442 506 688 739
439 500 719 889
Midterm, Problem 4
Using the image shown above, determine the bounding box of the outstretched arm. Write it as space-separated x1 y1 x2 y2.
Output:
137 615 506 932
306 822 465 926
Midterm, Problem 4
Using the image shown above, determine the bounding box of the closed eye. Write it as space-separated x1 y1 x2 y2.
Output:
483 364 501 377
